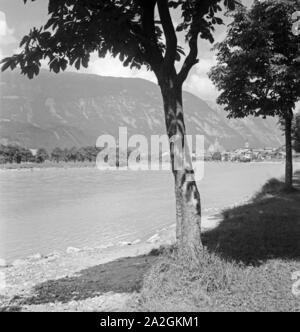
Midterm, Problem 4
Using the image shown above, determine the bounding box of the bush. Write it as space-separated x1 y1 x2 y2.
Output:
253 178 294 201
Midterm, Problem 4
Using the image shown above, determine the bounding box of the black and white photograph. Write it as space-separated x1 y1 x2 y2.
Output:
0 0 300 314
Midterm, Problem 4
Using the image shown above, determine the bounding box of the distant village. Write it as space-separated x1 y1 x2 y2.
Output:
202 139 299 163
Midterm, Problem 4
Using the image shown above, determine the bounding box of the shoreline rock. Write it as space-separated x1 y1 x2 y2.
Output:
45 252 60 262
147 234 160 244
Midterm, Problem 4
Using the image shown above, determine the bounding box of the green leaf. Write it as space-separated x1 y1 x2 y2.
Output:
75 58 81 70
1 58 11 71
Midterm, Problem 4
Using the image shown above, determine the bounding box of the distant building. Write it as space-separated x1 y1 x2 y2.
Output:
204 142 285 163
212 152 222 161
29 149 38 157
204 152 213 161
221 152 231 162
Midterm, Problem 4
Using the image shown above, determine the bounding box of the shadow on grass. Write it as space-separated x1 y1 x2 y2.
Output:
17 253 158 306
0 305 22 312
203 172 300 266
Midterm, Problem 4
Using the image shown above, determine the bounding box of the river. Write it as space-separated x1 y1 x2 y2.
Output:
0 162 298 262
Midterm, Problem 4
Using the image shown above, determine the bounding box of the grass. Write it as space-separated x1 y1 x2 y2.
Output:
139 249 300 312
138 173 300 312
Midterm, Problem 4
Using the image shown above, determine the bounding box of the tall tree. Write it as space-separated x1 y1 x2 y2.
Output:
51 147 64 163
1 0 237 257
210 0 300 191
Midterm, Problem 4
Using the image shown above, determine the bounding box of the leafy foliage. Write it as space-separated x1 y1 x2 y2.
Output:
0 145 34 164
209 0 300 120
35 148 50 163
0 145 143 166
1 0 237 82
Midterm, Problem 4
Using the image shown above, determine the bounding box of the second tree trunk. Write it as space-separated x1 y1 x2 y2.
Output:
285 114 293 190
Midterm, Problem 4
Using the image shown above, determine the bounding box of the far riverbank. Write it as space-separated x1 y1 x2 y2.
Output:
1 159 298 171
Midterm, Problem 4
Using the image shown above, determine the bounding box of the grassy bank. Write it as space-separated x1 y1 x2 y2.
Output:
138 173 300 312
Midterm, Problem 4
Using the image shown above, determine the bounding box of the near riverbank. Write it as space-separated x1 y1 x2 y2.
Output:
0 215 220 312
1 174 300 312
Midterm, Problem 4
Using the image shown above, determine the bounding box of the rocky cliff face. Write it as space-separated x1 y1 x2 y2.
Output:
0 70 283 150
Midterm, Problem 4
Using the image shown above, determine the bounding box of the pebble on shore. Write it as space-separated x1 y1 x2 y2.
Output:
0 259 7 268
119 241 132 247
66 247 81 254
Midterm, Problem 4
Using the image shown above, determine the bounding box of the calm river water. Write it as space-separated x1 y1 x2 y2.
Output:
0 162 298 262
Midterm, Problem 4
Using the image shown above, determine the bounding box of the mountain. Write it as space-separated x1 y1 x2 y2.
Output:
0 70 283 151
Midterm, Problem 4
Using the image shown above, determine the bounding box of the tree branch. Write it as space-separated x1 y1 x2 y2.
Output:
138 0 164 74
178 33 199 85
157 0 178 71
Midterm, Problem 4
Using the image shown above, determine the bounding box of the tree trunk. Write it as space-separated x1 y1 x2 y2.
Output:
285 114 294 191
160 77 202 258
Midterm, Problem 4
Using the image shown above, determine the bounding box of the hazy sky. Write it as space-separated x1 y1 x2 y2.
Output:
0 0 253 102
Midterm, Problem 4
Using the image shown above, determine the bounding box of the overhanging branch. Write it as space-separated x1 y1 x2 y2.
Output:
157 0 178 71
178 33 199 85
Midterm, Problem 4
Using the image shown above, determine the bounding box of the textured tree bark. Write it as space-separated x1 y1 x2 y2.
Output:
285 114 294 191
160 77 202 257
